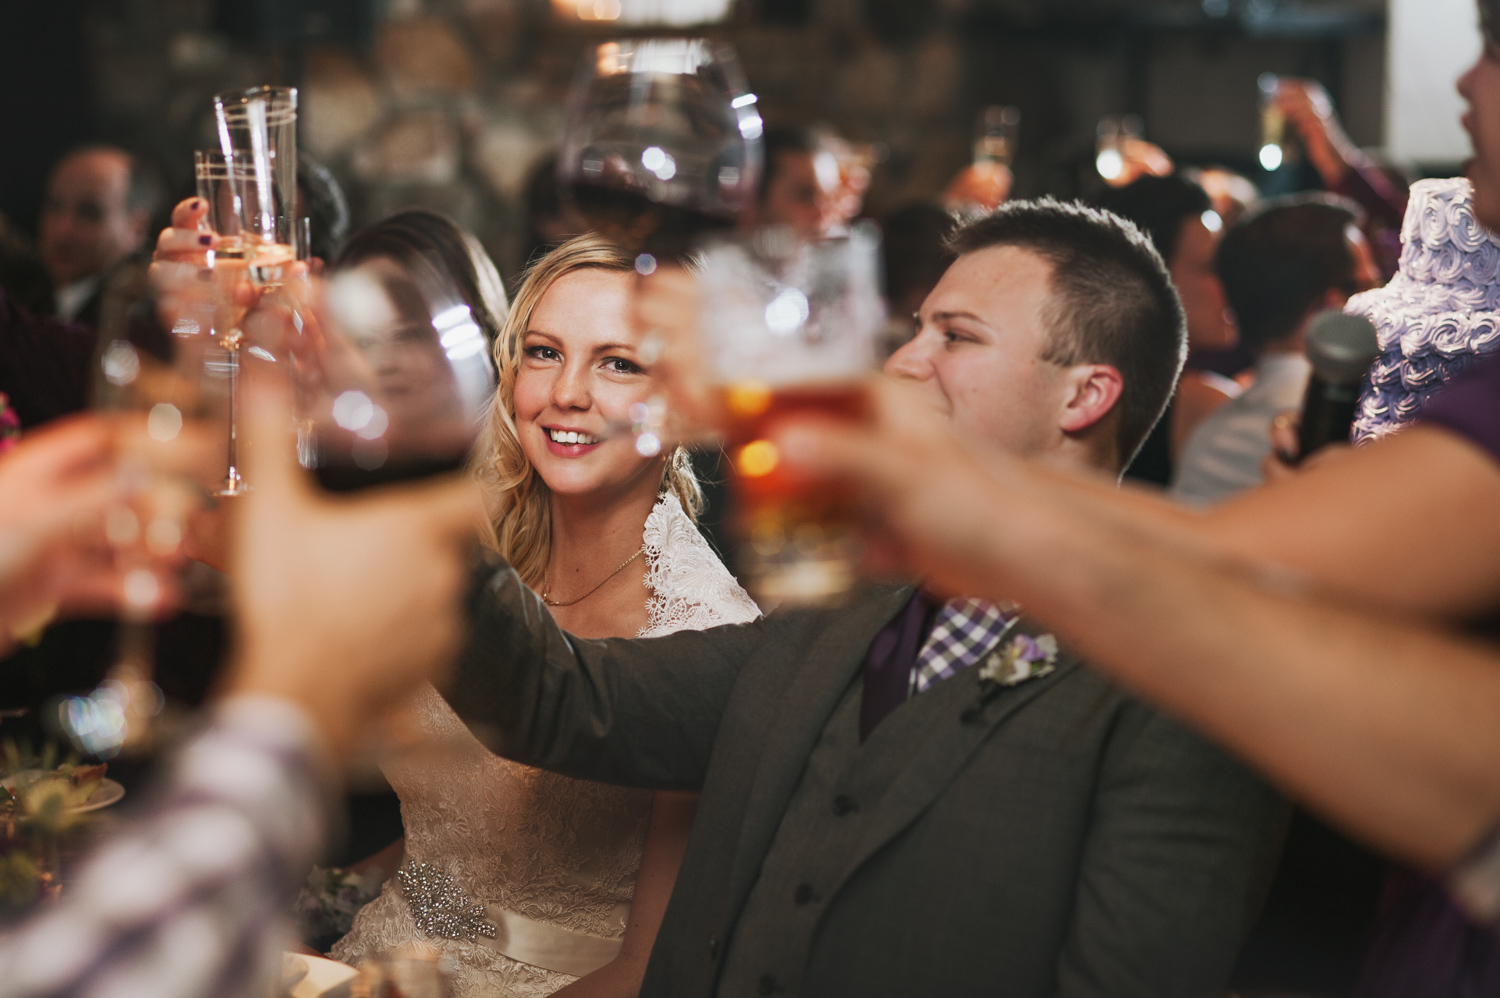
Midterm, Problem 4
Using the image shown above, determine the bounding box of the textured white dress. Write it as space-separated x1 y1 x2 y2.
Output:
331 494 760 996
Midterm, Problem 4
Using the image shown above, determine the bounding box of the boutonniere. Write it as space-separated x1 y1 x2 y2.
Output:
962 629 1060 724
978 632 1059 686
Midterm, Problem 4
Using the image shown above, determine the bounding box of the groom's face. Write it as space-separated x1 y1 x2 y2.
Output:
884 245 1073 461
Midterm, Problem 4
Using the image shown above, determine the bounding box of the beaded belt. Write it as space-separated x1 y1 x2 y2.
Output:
399 861 625 978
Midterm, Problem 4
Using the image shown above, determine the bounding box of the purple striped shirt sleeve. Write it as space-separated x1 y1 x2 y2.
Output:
0 696 333 998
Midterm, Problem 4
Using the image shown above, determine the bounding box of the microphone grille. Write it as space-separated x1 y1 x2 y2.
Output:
1306 310 1379 385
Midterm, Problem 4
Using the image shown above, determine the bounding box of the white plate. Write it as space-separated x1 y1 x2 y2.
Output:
286 954 358 998
0 772 125 814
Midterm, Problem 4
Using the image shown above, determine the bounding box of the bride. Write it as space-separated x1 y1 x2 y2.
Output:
331 233 760 996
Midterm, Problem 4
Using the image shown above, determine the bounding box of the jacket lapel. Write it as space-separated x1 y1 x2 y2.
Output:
720 584 914 914
825 618 1081 900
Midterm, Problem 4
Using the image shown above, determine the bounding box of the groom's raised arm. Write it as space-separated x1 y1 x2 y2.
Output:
442 558 770 792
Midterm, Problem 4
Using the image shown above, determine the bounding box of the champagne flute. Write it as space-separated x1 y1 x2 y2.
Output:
195 150 253 496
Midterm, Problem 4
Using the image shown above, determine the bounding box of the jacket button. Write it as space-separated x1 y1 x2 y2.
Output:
707 935 720 960
757 974 782 995
831 794 858 816
794 882 818 905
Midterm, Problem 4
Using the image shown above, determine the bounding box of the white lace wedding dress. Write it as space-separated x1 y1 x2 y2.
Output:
331 493 760 996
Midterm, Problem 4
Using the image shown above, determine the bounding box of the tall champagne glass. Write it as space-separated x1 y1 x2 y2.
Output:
215 87 299 326
195 150 253 495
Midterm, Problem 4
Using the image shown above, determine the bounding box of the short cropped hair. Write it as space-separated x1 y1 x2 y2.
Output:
1215 194 1362 354
946 197 1187 468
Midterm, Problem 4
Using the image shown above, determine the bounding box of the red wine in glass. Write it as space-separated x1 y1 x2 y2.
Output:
558 38 762 262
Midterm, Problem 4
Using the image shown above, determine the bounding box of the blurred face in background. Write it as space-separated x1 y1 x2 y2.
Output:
39 149 148 287
511 267 664 502
1171 211 1236 353
1461 32 1500 231
754 150 836 239
329 258 467 450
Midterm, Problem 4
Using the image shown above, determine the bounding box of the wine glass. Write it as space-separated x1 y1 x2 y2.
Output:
293 247 496 492
556 37 763 264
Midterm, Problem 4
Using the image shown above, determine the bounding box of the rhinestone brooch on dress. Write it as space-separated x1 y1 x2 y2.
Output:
398 861 498 941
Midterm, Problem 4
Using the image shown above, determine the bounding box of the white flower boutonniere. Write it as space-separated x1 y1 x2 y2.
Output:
978 632 1060 687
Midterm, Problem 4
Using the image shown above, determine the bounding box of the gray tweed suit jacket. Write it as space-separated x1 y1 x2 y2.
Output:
446 564 1287 998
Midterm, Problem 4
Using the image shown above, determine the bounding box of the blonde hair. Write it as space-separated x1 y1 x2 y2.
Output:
478 233 703 586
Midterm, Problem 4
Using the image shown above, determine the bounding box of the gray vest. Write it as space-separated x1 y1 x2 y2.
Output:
718 671 933 996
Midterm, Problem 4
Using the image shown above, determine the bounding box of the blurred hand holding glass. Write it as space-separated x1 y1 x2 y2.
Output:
697 224 884 605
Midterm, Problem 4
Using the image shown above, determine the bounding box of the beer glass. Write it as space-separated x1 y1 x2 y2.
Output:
973 105 1020 166
697 223 885 605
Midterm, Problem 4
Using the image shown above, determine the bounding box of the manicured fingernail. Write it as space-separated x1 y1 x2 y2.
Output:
199 234 212 245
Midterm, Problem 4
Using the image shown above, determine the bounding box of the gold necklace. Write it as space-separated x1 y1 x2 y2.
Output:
541 547 645 607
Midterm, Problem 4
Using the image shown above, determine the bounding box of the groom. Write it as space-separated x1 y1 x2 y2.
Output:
445 199 1286 996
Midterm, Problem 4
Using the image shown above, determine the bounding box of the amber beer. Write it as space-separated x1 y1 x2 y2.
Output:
722 379 870 604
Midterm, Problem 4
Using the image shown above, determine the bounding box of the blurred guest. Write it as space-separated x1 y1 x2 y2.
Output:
742 127 837 239
520 154 584 276
1188 166 1261 228
1173 195 1379 504
878 200 957 354
38 146 161 327
0 212 52 316
297 155 350 268
1098 174 1241 486
0 285 95 430
1273 78 1409 277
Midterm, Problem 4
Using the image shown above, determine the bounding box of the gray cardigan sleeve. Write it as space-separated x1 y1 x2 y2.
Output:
442 558 770 792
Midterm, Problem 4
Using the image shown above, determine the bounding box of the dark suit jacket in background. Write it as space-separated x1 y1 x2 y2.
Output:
449 567 1288 997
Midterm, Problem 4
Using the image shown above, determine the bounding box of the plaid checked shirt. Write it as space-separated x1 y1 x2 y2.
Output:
0 696 332 998
910 597 1018 695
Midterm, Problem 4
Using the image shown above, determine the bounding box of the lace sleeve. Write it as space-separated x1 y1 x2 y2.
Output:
640 493 761 637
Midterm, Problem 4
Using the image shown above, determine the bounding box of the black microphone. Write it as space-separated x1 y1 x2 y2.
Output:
1294 310 1380 462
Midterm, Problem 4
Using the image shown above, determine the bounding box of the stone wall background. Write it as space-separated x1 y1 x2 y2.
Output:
56 0 1391 284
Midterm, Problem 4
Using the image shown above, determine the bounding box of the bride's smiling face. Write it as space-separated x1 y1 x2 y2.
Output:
512 267 664 500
